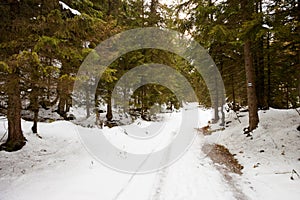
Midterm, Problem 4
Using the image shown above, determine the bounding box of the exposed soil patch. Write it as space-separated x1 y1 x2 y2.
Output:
202 144 243 174
196 125 225 136
202 144 248 200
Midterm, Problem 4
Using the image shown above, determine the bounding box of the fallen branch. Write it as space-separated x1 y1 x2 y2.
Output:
274 172 290 174
35 133 43 139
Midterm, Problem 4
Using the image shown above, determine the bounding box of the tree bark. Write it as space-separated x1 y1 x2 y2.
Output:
241 0 259 131
57 95 66 117
31 90 39 134
106 95 113 121
30 65 40 134
231 74 236 110
255 0 266 109
86 87 90 118
57 77 72 118
1 70 26 151
32 110 38 134
267 31 271 108
213 77 220 123
244 40 259 131
256 37 266 109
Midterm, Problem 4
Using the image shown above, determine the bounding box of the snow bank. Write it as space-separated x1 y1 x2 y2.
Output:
208 108 300 200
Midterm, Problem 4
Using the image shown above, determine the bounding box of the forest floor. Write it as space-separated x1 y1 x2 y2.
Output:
0 104 299 200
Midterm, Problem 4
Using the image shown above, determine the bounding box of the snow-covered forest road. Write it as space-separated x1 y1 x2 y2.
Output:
0 106 300 200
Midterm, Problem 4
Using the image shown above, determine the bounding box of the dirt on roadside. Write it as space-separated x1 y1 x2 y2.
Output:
202 144 249 200
202 144 243 175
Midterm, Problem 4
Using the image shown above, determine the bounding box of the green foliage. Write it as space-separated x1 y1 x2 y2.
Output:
176 0 299 109
0 61 11 73
240 13 264 40
102 68 118 83
34 36 60 52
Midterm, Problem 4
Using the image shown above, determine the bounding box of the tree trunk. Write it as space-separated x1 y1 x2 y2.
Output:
255 0 266 109
244 40 259 131
241 0 259 131
32 109 38 134
297 0 300 101
286 85 289 109
267 31 271 108
1 71 26 151
30 66 40 134
58 95 66 117
31 93 39 134
57 84 71 118
213 78 220 123
231 74 236 110
106 95 113 121
220 95 225 126
256 38 265 109
86 87 90 118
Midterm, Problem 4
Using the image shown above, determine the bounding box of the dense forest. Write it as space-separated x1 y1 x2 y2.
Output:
0 0 299 151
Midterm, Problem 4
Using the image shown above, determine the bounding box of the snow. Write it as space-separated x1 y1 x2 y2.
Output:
262 24 272 30
101 111 183 154
210 108 300 200
0 105 300 200
59 1 81 16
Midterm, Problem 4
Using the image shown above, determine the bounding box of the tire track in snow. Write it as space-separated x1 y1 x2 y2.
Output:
148 133 244 200
148 141 172 200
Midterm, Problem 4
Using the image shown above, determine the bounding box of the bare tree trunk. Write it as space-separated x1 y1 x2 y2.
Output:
286 85 289 109
57 95 66 117
30 65 40 134
85 87 90 118
244 40 259 131
267 31 271 108
231 74 236 110
31 91 39 134
1 71 26 151
255 0 266 109
241 0 259 131
256 38 265 109
220 95 225 126
297 0 300 101
213 78 220 123
106 95 113 121
57 78 72 118
32 110 38 133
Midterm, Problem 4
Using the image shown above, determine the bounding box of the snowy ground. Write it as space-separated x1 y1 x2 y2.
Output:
0 105 299 200
212 108 300 200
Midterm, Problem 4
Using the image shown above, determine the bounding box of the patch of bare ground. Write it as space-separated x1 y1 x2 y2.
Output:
195 125 225 136
203 144 243 174
202 144 249 200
